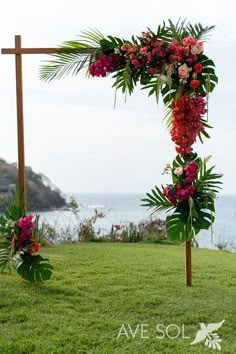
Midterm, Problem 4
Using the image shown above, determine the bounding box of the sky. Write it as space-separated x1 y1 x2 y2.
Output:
0 0 236 195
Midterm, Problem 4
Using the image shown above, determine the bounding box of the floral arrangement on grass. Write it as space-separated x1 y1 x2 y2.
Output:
40 19 221 243
0 192 53 282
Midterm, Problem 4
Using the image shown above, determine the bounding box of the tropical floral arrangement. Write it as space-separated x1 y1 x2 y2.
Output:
0 193 53 282
40 19 222 242
142 153 222 240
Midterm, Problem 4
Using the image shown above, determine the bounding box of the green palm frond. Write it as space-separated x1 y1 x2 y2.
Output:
167 19 189 41
79 28 105 46
187 23 215 41
141 76 161 102
141 186 174 214
162 105 172 130
112 62 137 97
167 19 215 42
39 29 104 82
0 248 11 272
197 158 223 194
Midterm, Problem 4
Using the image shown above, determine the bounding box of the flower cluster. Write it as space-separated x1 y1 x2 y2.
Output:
163 184 196 205
89 33 206 92
170 93 207 156
163 161 198 206
184 161 198 183
0 204 53 282
11 215 41 254
89 53 121 77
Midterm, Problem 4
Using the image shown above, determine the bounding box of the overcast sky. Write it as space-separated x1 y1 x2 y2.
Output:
0 0 236 195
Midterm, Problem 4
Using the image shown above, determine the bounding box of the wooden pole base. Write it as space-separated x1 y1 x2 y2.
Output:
185 240 192 287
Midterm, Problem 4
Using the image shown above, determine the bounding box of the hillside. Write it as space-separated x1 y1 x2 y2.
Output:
0 158 66 211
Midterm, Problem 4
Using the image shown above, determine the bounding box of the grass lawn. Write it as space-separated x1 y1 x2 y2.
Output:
0 243 236 353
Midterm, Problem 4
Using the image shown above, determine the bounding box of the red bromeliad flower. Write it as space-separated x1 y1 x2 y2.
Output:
170 93 206 156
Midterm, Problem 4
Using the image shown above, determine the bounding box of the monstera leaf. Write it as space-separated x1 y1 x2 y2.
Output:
166 212 186 241
14 253 53 282
0 248 11 271
166 208 214 242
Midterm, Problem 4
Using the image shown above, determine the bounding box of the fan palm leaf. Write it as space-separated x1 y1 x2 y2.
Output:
39 29 104 82
167 19 215 41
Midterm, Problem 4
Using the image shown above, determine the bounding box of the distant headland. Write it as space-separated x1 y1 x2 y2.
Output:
0 158 66 211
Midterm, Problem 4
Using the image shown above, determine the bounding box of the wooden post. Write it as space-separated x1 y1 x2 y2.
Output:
15 35 26 212
1 39 91 213
185 228 192 287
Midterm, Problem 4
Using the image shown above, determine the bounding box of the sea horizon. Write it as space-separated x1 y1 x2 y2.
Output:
39 193 236 252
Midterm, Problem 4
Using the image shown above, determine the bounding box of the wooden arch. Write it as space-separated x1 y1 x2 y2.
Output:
1 35 192 286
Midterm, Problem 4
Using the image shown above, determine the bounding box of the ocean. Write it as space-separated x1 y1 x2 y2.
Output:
39 193 236 251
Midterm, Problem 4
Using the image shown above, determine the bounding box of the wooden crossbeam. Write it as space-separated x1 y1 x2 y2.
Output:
1 47 95 55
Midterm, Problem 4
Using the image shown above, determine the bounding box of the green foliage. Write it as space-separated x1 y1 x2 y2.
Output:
167 19 215 41
141 186 174 214
112 62 137 97
142 154 222 242
0 189 53 282
0 248 11 272
14 253 53 282
39 20 217 103
39 29 104 82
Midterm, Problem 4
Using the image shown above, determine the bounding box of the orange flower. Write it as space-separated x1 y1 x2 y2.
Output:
28 241 41 254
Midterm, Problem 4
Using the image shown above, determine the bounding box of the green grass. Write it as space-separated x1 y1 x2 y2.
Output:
0 243 236 353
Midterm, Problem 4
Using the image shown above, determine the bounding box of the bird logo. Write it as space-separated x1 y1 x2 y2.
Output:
191 320 225 351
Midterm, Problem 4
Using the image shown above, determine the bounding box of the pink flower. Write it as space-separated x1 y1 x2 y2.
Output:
178 64 191 79
18 215 34 230
191 41 204 55
131 59 141 68
184 162 198 183
17 232 33 247
140 46 148 54
174 167 184 176
182 36 197 46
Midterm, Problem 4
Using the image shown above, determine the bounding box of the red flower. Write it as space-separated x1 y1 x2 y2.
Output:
147 67 159 75
190 80 200 89
170 93 206 156
194 63 203 73
28 241 41 254
114 224 121 230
